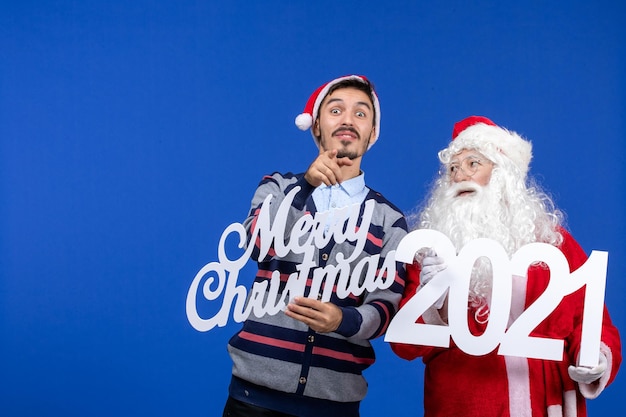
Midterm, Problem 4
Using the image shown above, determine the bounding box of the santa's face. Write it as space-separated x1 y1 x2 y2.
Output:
447 149 494 188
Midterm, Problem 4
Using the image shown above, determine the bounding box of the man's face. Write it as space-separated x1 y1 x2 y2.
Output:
447 149 494 190
313 87 375 160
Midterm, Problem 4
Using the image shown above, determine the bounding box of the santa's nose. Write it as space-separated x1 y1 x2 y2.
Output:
452 169 471 182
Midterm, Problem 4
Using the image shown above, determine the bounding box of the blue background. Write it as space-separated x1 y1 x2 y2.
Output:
1 1 624 415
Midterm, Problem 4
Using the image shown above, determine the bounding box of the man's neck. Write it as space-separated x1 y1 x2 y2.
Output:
340 160 362 182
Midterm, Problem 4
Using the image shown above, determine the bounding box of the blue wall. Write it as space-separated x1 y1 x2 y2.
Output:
1 2 624 415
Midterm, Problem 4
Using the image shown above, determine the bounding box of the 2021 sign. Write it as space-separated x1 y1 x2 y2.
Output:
384 229 607 367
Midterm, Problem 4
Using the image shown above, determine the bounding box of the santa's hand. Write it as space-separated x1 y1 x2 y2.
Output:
419 249 447 287
568 353 608 384
417 249 448 309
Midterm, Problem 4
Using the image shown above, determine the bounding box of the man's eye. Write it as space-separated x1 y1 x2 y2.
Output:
331 108 341 115
356 111 365 117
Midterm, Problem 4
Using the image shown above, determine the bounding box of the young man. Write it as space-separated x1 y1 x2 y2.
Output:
391 116 621 417
222 75 408 417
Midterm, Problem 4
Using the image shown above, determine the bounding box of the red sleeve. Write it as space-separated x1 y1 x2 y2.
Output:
599 306 622 386
401 262 421 309
558 229 622 386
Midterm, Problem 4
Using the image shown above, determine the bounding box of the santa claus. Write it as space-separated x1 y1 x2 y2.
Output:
391 116 621 417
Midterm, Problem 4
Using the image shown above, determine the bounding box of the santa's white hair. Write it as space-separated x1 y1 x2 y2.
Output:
408 135 565 318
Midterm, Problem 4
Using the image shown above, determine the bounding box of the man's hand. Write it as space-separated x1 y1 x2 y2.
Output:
285 296 343 333
304 149 353 187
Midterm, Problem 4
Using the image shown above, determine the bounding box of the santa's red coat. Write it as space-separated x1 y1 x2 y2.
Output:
390 229 621 417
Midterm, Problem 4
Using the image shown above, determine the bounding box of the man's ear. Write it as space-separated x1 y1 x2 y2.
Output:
312 118 320 138
368 125 376 143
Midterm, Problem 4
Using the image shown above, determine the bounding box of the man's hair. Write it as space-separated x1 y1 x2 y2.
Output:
322 78 377 126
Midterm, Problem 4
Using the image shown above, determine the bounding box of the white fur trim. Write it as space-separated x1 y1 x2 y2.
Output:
562 390 577 417
547 404 563 417
505 355 532 417
449 123 533 177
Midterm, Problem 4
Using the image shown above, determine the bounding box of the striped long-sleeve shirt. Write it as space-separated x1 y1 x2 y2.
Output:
227 172 408 416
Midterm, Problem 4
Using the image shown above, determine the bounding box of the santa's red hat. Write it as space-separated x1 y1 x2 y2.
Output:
295 75 381 149
445 115 533 177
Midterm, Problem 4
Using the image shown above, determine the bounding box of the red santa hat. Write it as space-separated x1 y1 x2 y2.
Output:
446 115 533 177
295 75 381 149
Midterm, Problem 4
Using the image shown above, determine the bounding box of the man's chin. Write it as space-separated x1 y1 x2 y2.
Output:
337 150 359 160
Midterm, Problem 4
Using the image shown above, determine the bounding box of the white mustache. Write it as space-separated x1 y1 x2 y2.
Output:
445 181 482 198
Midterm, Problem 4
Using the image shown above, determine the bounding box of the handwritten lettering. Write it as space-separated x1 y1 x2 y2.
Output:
186 186 396 332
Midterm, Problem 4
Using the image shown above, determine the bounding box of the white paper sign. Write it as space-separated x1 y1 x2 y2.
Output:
384 229 608 366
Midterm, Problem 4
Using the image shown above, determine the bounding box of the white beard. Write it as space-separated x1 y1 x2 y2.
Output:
418 170 562 315
426 181 503 311
435 180 509 250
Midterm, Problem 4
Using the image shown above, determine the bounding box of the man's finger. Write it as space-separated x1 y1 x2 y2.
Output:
336 157 354 168
291 296 322 309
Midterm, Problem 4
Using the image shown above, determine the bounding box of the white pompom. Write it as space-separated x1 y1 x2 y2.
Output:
295 113 312 130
